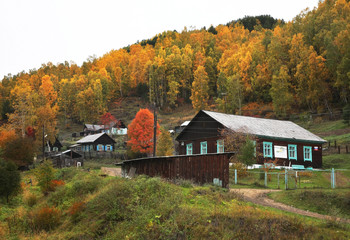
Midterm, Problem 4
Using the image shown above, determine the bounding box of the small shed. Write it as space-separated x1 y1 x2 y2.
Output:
77 132 116 152
51 150 83 168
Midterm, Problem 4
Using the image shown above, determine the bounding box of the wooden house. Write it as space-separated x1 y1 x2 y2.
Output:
45 137 63 153
77 132 116 152
83 124 105 135
176 110 326 169
82 121 127 136
51 150 83 168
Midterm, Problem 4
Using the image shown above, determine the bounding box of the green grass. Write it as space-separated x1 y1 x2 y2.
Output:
229 169 340 189
299 120 348 134
269 189 350 219
324 133 350 145
323 154 350 169
1 170 349 239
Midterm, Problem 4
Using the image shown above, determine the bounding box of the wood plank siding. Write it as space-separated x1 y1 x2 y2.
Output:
119 152 233 188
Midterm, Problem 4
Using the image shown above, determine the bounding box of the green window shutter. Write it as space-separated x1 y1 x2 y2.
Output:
288 145 297 160
186 143 193 155
263 142 273 158
303 146 312 161
201 141 207 154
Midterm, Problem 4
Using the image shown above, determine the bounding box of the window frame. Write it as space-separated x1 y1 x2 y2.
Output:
186 143 193 155
263 142 273 158
217 139 224 153
200 141 207 154
303 146 312 161
288 144 297 160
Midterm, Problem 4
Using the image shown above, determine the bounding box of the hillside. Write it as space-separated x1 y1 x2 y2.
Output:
0 169 349 239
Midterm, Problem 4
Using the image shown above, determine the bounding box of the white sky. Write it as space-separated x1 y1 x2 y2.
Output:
0 0 320 79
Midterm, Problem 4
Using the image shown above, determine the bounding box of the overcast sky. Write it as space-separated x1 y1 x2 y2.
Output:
0 0 320 79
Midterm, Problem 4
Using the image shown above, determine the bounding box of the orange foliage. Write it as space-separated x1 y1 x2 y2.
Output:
127 109 160 154
49 179 65 191
0 128 16 148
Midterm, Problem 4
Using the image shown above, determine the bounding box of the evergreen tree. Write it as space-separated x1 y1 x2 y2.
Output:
0 157 21 203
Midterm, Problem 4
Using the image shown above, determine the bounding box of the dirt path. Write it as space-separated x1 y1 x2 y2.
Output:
230 188 350 224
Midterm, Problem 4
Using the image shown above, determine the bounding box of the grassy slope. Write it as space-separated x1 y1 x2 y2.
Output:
269 189 350 219
1 169 349 240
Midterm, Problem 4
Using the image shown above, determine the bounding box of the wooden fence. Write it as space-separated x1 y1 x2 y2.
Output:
117 152 234 188
327 140 350 154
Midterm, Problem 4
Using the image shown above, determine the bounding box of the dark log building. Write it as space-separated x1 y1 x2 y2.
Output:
176 110 326 169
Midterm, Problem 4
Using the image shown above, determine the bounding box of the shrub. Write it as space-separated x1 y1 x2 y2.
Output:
29 206 60 232
68 201 85 223
34 160 56 194
230 162 248 178
24 192 37 207
49 179 65 191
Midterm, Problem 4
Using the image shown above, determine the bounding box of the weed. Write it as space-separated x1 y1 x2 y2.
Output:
28 206 61 232
23 192 37 207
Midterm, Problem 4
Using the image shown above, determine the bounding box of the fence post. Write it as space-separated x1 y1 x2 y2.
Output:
285 169 288 190
295 171 298 189
235 169 237 185
264 172 267 187
346 146 348 154
334 140 337 148
277 173 280 189
338 146 341 154
331 168 335 189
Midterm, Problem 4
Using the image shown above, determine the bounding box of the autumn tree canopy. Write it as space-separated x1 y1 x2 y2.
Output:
1 0 349 141
127 109 160 155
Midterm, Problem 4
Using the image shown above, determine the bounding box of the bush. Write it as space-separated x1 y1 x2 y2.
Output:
24 192 37 207
68 201 85 223
28 206 60 232
34 160 56 194
230 162 248 178
49 179 65 191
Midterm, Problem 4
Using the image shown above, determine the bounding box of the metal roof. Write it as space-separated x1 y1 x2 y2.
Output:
84 124 105 131
77 133 106 144
181 121 190 127
202 110 326 143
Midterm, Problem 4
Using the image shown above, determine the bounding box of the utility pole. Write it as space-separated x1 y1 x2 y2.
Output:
42 124 45 161
153 102 157 157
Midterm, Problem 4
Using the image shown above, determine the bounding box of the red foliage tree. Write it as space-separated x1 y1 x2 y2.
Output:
127 109 160 154
100 112 118 129
25 126 36 139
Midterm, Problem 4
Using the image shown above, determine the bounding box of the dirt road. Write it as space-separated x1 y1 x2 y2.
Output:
230 188 350 224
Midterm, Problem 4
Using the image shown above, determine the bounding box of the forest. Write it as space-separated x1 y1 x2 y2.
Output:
0 0 349 150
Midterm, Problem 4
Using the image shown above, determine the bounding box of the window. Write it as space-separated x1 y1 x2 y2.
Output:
288 145 297 160
201 142 207 154
200 141 207 154
106 145 113 151
186 143 193 155
97 144 104 151
217 140 224 153
303 146 312 161
263 142 273 158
